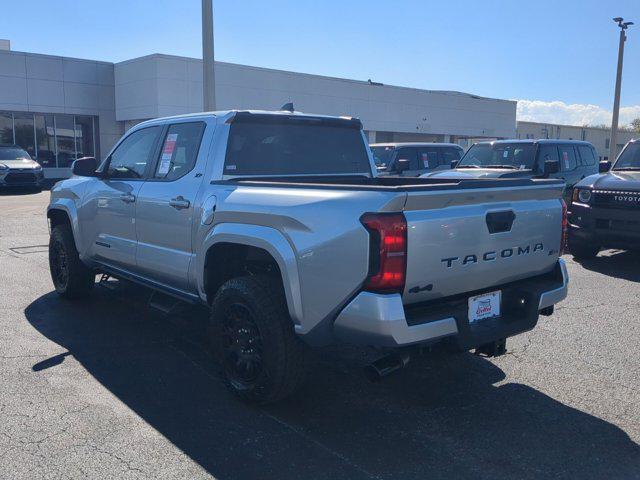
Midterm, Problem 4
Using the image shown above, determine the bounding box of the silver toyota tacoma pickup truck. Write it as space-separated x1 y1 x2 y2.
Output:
47 110 569 403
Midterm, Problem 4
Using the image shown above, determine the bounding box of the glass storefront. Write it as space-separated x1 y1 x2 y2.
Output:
0 111 99 168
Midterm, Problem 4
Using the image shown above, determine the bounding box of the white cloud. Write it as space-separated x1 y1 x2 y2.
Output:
516 99 640 127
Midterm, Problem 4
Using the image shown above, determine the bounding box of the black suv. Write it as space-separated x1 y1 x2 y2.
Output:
568 139 640 259
428 139 600 204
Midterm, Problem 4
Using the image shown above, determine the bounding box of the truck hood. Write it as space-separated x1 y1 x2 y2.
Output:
577 171 640 191
424 168 534 180
0 159 41 170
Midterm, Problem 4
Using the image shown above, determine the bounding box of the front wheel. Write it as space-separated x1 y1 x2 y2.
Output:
49 223 94 299
209 275 308 404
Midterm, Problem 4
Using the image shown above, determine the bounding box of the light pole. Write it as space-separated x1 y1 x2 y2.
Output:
609 17 633 161
202 0 216 111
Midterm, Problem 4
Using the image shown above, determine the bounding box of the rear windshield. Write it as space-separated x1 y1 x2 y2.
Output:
224 121 371 176
613 142 640 170
0 147 31 161
370 146 395 167
459 143 536 170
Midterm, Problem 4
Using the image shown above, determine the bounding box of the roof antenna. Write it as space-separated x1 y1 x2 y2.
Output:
281 102 294 112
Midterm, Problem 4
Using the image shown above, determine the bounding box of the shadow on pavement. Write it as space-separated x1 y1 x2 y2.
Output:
577 250 640 283
24 283 640 480
0 186 43 196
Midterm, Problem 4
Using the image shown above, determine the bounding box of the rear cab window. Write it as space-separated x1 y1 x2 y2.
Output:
224 116 371 176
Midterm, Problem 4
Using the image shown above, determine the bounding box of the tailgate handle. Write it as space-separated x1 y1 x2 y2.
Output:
486 210 515 234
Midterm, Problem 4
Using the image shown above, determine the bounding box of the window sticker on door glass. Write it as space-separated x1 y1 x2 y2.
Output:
562 151 569 169
503 150 509 158
158 133 178 176
421 153 430 168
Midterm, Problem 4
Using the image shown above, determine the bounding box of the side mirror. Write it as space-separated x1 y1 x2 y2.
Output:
395 158 410 173
72 157 98 177
599 161 611 173
543 159 560 175
450 160 459 169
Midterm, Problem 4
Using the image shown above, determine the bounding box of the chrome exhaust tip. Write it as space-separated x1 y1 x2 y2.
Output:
363 351 411 382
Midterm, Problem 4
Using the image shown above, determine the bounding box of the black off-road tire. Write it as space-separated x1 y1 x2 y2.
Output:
209 275 308 404
569 237 600 260
48 223 94 299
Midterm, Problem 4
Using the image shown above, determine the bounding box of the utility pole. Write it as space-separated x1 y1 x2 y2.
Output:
202 0 216 111
610 17 633 161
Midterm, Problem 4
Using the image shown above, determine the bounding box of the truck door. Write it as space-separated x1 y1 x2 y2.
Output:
82 126 162 269
134 121 208 292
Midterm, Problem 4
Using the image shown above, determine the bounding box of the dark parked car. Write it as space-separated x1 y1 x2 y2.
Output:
370 142 463 176
0 144 44 190
426 139 600 204
568 139 640 259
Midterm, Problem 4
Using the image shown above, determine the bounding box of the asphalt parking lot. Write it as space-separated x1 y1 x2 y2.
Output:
0 190 639 480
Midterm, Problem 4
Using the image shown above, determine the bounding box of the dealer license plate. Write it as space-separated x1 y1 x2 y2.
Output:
468 290 501 323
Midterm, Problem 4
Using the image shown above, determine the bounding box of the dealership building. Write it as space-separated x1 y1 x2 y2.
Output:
0 43 516 178
1 42 635 179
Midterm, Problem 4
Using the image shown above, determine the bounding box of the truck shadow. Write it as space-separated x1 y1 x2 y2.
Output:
24 284 640 480
576 250 640 283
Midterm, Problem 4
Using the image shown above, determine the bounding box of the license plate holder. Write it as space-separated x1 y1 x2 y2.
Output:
468 290 501 323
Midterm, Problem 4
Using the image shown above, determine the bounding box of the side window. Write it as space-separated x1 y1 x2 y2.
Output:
396 148 419 170
417 148 440 169
441 147 462 166
536 145 559 173
155 122 206 180
558 145 577 171
108 127 161 179
577 145 596 166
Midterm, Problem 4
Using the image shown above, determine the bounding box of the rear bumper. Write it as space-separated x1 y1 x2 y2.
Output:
333 259 568 348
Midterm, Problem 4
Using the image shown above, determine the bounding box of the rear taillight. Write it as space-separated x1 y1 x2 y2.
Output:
360 213 407 293
560 199 568 256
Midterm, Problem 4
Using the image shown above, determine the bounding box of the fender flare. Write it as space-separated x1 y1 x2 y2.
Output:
197 223 304 326
47 199 83 254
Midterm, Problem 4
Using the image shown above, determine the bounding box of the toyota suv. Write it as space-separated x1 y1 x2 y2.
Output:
0 144 44 190
569 139 640 259
370 142 463 176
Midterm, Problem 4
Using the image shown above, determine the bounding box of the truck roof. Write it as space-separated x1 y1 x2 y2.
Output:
476 139 594 146
370 142 463 148
134 109 362 129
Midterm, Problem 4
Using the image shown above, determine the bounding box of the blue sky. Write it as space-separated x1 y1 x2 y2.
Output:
2 0 639 124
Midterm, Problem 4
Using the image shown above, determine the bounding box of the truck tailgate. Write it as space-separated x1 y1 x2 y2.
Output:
402 182 565 305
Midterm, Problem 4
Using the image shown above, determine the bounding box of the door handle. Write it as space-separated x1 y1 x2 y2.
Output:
169 196 190 210
120 193 136 203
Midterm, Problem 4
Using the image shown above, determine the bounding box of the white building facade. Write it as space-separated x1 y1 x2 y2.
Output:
1 46 516 178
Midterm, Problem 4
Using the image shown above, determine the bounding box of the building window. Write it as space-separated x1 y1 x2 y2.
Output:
0 111 99 168
35 114 56 168
0 112 13 144
55 115 76 168
74 115 95 159
13 113 35 158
